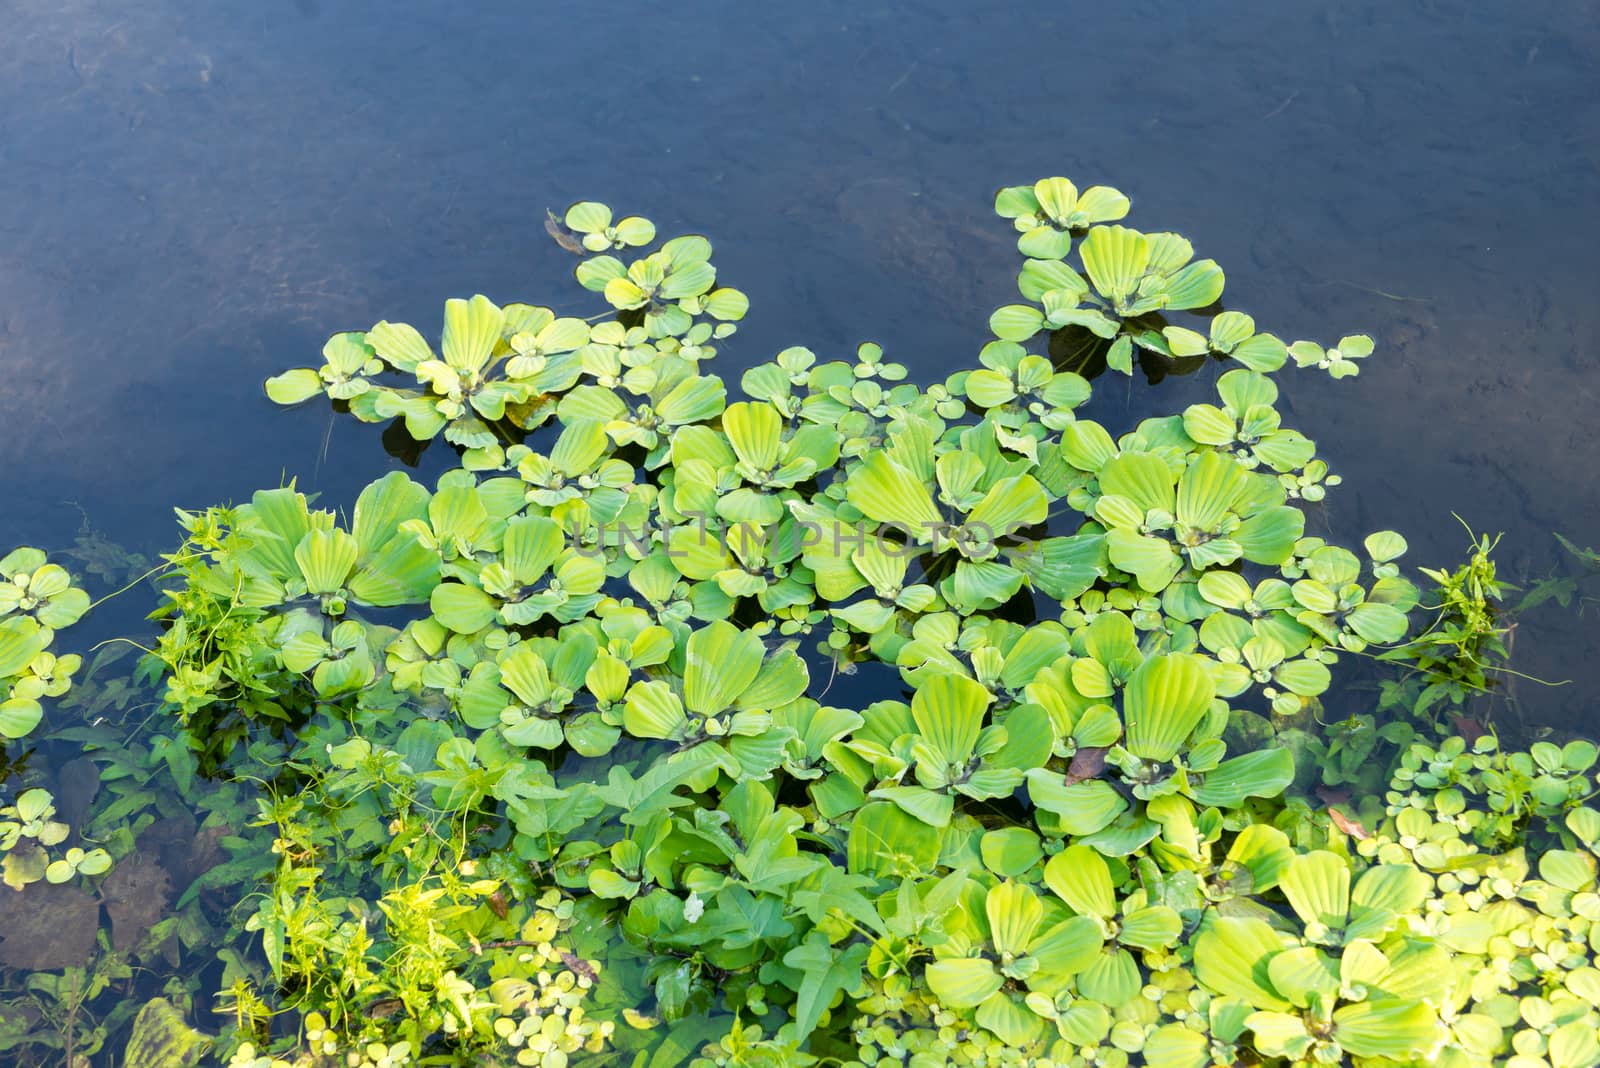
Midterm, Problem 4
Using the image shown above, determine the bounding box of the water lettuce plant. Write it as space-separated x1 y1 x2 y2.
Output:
1 182 1597 1068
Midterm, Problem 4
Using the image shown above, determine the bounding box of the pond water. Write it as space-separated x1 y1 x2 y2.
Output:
4 0 1596 721
1 0 1598 1060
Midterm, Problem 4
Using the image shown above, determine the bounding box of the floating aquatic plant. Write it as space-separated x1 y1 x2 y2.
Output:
3 184 1598 1068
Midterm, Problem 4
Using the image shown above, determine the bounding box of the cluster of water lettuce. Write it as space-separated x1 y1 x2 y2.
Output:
6 180 1593 1067
0 548 109 892
190 181 1600 1061
0 547 87 743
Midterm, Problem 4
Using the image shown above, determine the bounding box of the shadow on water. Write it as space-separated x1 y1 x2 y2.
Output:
0 0 1597 1061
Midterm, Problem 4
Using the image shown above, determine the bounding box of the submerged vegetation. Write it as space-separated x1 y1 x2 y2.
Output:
2 180 1600 1067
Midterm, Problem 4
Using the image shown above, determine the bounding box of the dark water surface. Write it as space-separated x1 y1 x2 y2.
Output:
2 4 1597 707
0 1 1598 1062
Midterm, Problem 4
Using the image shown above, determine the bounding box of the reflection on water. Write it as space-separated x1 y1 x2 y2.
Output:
2 0 1595 713
0 0 1597 1060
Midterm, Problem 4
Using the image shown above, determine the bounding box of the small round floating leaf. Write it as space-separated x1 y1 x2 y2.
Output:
1026 772 1127 835
1142 1025 1209 1068
76 849 112 877
1266 946 1338 1008
1550 1020 1600 1068
1183 403 1236 446
430 582 499 634
1352 864 1430 917
1279 851 1350 930
1274 658 1331 697
703 287 749 321
1123 653 1215 763
575 255 626 292
986 880 1044 956
990 304 1046 342
0 696 42 739
441 294 505 374
1078 947 1142 1006
1364 530 1409 563
1043 844 1116 919
622 680 688 741
563 201 612 234
612 215 656 246
722 401 783 473
265 368 325 405
1337 334 1376 358
1195 918 1292 1011
1062 420 1118 472
1074 185 1131 224
976 994 1043 1047
980 828 1043 878
1234 506 1304 566
1189 749 1294 808
1332 999 1442 1061
293 530 359 601
1161 259 1225 310
925 957 1004 1010
1017 226 1072 260
1081 225 1150 304
1345 602 1409 644
1229 332 1288 371
684 620 765 717
1163 325 1209 357
1565 739 1599 771
994 185 1040 219
1208 311 1257 353
847 801 943 877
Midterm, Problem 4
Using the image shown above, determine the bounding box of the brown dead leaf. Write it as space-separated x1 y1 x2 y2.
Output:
101 853 173 951
1327 806 1370 840
544 211 585 254
140 815 226 890
364 998 405 1020
1452 716 1486 745
1062 747 1108 785
0 882 99 970
560 950 598 982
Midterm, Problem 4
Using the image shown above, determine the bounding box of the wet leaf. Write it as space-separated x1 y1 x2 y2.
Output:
124 997 209 1068
0 881 98 969
1062 746 1107 785
1326 806 1369 840
102 853 174 951
544 209 586 254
